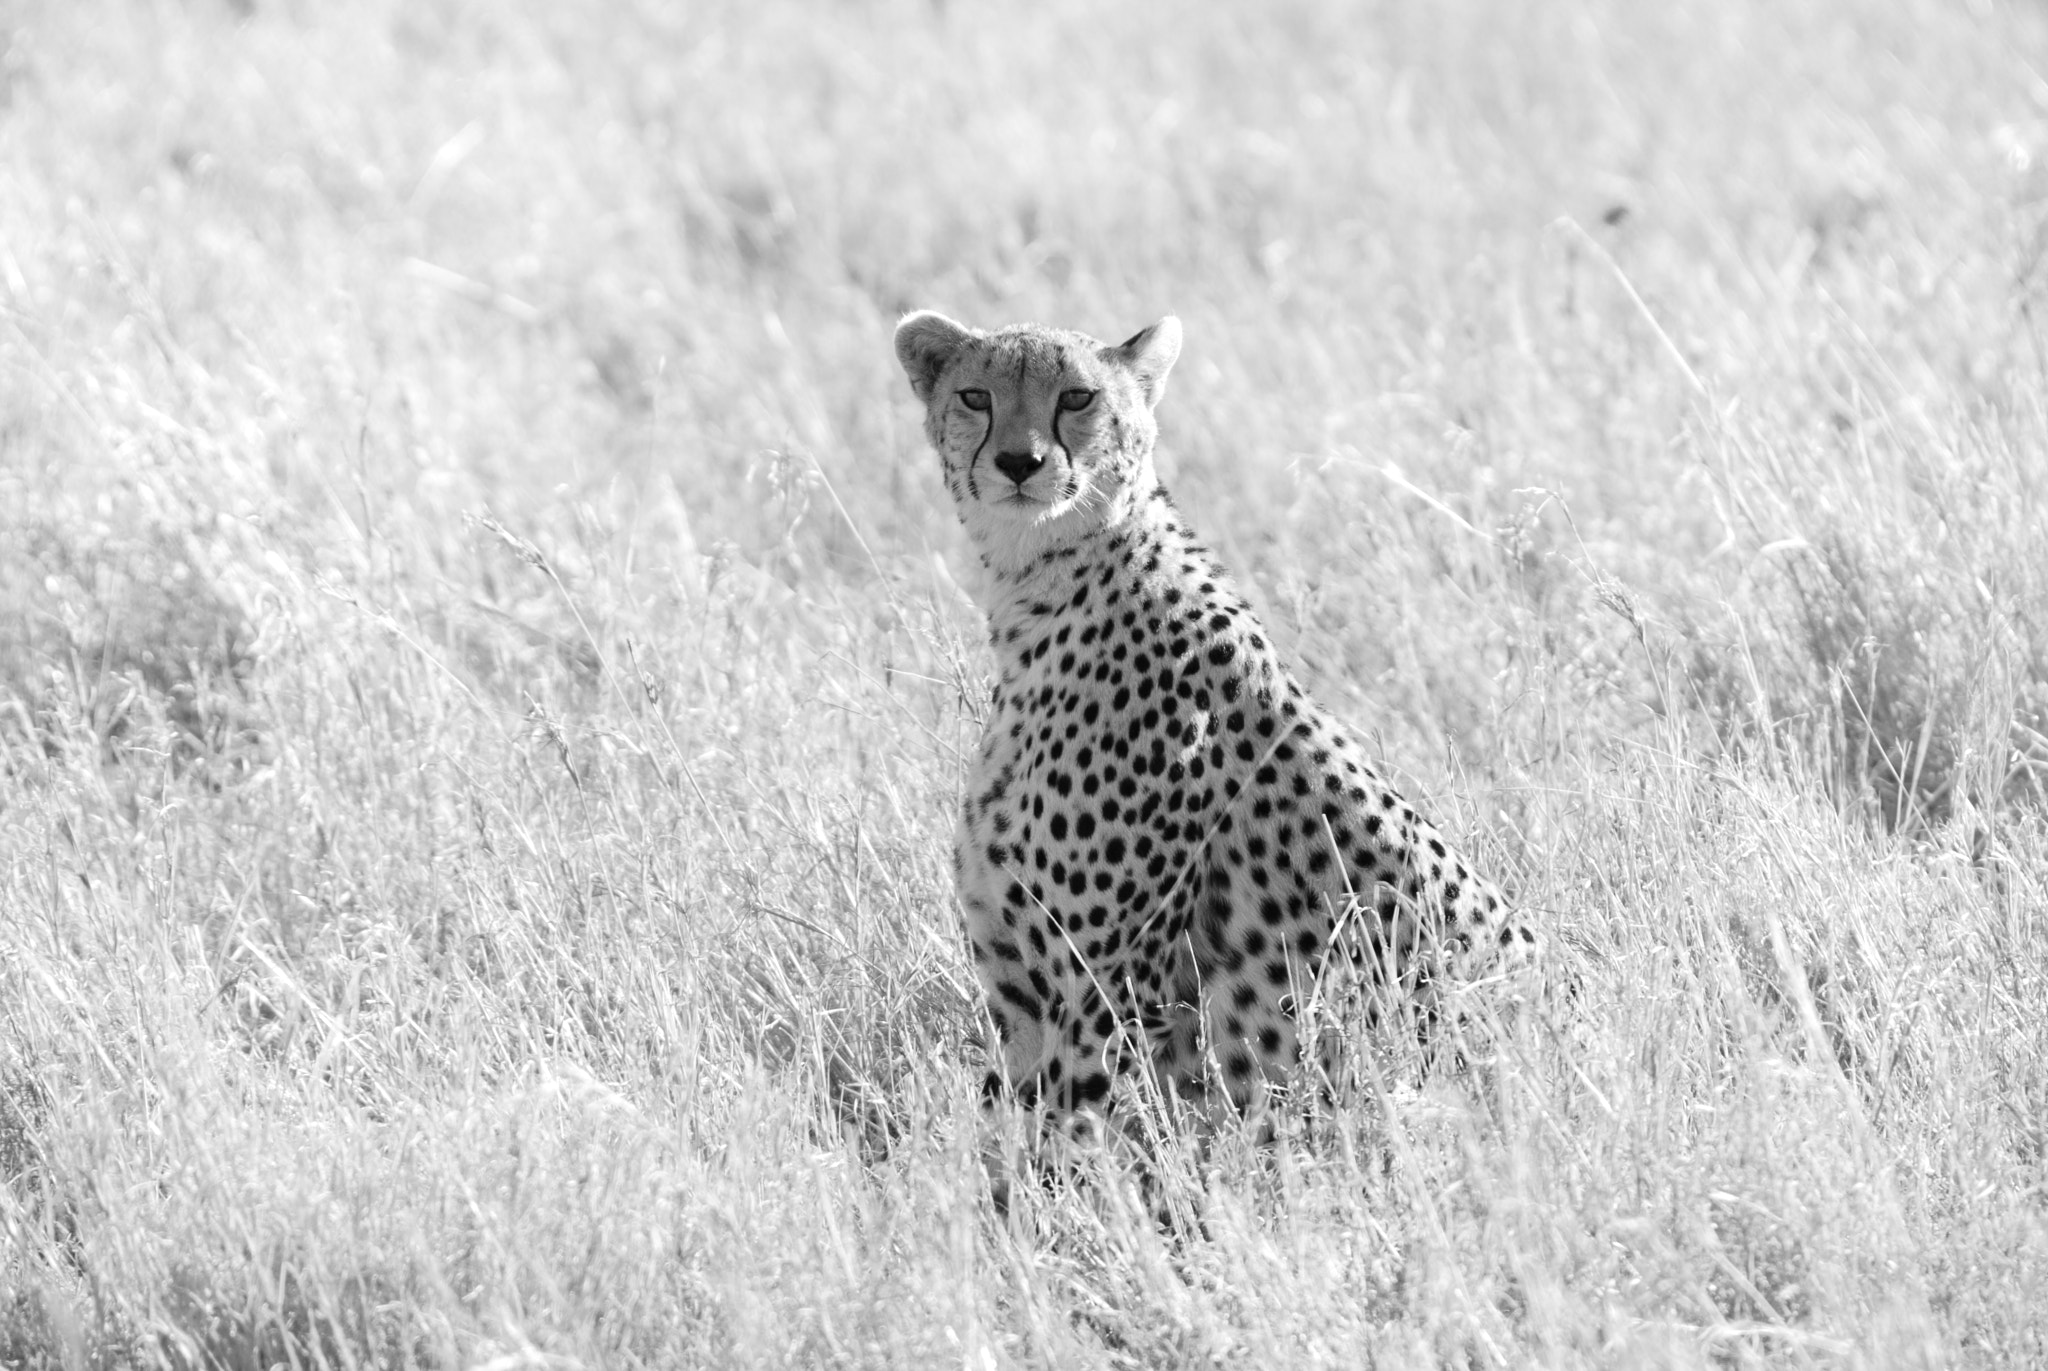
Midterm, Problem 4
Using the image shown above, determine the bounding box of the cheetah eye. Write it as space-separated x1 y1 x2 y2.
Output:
957 389 992 412
1058 389 1097 412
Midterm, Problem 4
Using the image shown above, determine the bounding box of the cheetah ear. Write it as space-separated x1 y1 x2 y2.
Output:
1107 316 1182 409
894 310 977 404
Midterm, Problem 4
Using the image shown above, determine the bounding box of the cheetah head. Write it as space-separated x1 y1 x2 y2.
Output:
893 312 1181 569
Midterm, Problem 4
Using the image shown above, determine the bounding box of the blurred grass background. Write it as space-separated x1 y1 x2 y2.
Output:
2 0 2046 1365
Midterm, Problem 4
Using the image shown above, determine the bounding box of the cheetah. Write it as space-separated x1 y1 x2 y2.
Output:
893 310 1544 1122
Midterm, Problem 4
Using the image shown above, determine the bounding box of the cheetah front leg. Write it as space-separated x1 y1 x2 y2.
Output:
977 950 1217 1143
1183 840 1484 1110
1164 855 1333 1112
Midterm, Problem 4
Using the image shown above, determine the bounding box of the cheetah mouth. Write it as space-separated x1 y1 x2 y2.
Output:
987 476 1083 515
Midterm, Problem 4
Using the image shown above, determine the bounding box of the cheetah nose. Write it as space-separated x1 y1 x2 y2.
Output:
991 450 1043 485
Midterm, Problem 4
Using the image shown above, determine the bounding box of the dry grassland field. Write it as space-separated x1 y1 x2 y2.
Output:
4 0 2048 1366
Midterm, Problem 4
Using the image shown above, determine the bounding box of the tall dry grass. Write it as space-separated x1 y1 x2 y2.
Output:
2 0 2046 1365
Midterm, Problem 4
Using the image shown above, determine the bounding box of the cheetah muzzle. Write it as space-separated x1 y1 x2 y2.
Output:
894 309 1547 1123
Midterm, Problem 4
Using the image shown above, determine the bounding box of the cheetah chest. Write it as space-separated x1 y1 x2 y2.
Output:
954 604 1228 1000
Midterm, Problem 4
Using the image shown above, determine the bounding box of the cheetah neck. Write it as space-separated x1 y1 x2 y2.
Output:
976 483 1199 670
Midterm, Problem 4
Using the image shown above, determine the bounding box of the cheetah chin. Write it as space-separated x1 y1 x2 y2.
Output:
894 310 1551 1127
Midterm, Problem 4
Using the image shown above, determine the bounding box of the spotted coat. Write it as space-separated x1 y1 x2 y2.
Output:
892 311 1540 1117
